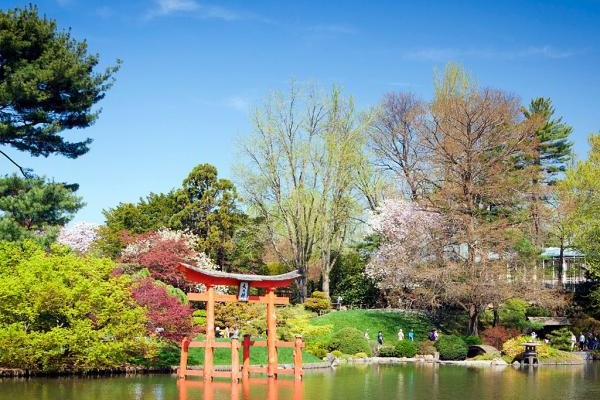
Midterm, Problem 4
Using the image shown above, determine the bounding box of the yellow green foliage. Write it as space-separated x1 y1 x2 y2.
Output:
277 305 332 341
304 291 331 313
0 241 157 372
502 336 552 360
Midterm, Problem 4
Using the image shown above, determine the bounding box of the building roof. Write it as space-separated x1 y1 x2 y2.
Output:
540 247 584 258
527 317 571 326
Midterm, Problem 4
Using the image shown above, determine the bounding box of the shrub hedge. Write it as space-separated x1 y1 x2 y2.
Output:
328 327 371 356
395 340 419 357
435 335 468 360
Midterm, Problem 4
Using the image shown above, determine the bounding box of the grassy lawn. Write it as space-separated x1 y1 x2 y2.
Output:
167 309 435 366
309 309 435 346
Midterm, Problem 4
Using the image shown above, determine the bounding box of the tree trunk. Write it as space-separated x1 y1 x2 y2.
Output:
468 304 479 336
492 305 500 328
558 244 565 289
322 271 330 298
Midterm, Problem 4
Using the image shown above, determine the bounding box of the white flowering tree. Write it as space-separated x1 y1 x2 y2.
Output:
57 221 100 254
365 199 445 309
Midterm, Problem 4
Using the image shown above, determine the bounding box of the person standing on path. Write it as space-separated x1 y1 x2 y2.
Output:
408 329 414 341
377 331 383 346
398 328 404 341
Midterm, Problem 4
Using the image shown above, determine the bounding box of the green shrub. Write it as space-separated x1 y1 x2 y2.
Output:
277 305 332 341
395 340 418 357
306 343 328 359
331 350 343 358
462 335 483 346
378 344 397 357
192 309 207 328
546 327 573 351
304 291 332 313
435 335 468 360
354 352 368 358
418 340 436 356
328 327 371 356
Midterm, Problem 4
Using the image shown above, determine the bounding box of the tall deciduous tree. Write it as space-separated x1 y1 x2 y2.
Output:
238 83 365 301
422 65 540 335
561 134 600 277
368 92 427 201
366 64 561 335
0 5 119 174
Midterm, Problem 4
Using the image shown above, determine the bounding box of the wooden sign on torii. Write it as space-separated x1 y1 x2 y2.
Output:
176 263 303 381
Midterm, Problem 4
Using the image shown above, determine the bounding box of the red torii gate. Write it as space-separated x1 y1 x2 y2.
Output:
176 263 303 381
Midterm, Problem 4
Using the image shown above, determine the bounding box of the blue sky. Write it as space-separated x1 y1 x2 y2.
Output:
2 0 600 224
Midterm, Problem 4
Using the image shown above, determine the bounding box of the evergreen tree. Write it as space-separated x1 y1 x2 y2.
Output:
523 98 573 249
0 5 119 173
0 174 83 244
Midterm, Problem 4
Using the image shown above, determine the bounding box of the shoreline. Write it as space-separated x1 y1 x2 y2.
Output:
0 354 589 378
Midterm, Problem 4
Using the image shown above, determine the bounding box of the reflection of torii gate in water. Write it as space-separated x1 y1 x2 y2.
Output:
176 263 303 381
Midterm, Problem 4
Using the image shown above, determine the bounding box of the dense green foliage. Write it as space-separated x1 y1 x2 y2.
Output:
395 340 418 357
0 241 155 372
170 164 242 267
435 335 468 360
328 327 371 356
329 237 381 308
304 291 332 313
546 327 573 351
0 175 83 244
378 344 398 357
0 5 119 161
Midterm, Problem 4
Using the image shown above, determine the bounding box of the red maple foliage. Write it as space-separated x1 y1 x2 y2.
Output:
121 231 199 291
131 277 196 343
480 326 521 349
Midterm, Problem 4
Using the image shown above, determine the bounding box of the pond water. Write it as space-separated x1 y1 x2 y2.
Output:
1 362 599 400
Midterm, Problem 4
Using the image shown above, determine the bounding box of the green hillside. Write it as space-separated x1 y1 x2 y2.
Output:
310 309 434 345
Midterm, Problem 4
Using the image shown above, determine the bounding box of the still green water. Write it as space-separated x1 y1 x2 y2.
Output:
1 363 599 400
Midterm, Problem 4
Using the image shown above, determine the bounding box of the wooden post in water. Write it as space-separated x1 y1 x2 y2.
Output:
178 336 190 379
231 336 240 382
293 335 303 381
242 334 251 378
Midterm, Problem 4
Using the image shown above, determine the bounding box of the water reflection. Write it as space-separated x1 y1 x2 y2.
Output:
177 378 303 400
1 363 598 400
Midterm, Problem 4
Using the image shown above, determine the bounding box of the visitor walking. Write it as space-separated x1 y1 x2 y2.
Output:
408 329 414 341
377 331 384 346
570 332 577 351
579 333 586 350
398 328 404 341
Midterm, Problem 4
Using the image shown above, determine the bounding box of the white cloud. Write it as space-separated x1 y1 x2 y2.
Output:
224 96 250 114
145 0 245 21
403 45 578 61
155 0 200 15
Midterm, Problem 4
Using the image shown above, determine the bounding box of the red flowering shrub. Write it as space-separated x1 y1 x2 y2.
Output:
131 278 196 343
